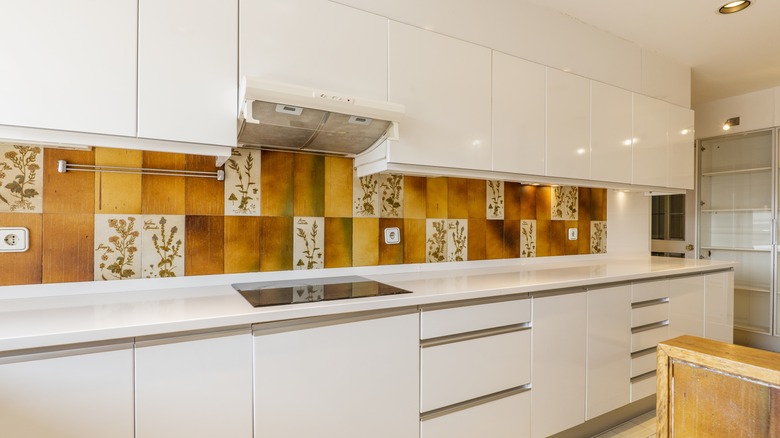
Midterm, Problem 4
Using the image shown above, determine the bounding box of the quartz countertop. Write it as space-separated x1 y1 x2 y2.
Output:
0 256 734 353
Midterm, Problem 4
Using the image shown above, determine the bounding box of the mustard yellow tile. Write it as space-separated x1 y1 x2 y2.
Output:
94 148 142 214
185 154 224 216
468 219 486 261
261 151 294 217
536 219 551 257
142 151 185 215
426 178 448 218
520 185 537 220
294 154 325 217
261 216 293 271
564 220 579 255
353 218 379 266
224 216 261 274
379 218 404 265
403 219 426 264
324 157 353 218
403 176 427 219
43 148 95 214
536 186 551 220
447 178 468 219
325 217 353 268
503 220 520 259
468 179 487 219
504 182 523 220
486 220 504 260
550 220 565 256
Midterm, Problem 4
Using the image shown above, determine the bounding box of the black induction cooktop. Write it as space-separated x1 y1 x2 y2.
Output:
233 276 412 307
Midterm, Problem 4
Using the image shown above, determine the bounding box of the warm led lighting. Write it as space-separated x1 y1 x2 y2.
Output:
576 148 586 155
622 139 632 146
681 129 690 135
472 140 482 147
719 0 751 14
722 124 731 131
722 116 740 131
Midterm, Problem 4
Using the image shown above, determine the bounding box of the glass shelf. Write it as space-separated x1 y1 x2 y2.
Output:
701 208 771 213
701 167 772 177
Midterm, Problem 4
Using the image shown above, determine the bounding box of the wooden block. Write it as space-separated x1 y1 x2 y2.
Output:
185 215 224 275
43 148 95 214
95 148 142 214
42 213 93 283
260 216 293 272
324 217 353 268
142 151 185 215
0 213 42 285
185 154 224 216
324 157 353 218
293 153 325 217
224 216 261 274
261 151 294 217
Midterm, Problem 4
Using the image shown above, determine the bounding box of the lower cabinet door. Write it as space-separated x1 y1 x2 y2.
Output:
421 391 530 438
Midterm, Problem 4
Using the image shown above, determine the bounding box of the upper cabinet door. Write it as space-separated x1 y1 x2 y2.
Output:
138 0 238 146
591 82 633 184
388 21 492 170
0 0 137 136
633 94 668 187
546 69 590 179
492 52 546 176
668 105 695 190
240 0 388 101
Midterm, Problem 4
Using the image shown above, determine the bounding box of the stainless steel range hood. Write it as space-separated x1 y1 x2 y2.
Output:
238 77 404 156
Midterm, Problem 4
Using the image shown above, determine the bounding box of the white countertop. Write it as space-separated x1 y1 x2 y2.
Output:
0 256 734 353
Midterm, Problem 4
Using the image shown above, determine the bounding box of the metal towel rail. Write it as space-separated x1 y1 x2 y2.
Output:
56 160 225 181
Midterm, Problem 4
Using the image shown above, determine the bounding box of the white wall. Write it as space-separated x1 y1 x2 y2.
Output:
607 190 650 255
694 88 776 139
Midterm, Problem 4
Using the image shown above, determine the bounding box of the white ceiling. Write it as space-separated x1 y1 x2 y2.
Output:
522 0 780 105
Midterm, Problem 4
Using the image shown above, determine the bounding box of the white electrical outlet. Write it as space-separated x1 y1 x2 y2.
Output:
568 228 578 240
384 227 401 245
0 227 29 252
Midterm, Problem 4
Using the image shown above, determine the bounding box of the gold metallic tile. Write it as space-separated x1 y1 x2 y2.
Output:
185 154 224 216
578 187 592 222
564 220 579 255
447 178 469 219
293 154 325 217
426 178 448 219
504 182 523 220
0 213 42 285
468 179 487 219
379 218 404 265
467 218 486 261
520 185 537 220
403 219 426 264
261 151 294 217
224 216 261 274
43 147 95 214
578 219 591 255
503 220 520 259
353 218 379 266
536 186 551 220
591 188 607 221
486 220 504 260
185 215 224 275
536 219 551 257
261 216 293 271
142 151 185 215
550 220 565 256
324 157 353 218
42 213 93 284
325 217 353 268
403 176 427 219
95 147 142 214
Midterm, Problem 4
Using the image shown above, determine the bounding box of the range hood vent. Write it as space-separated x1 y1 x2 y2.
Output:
238 77 404 156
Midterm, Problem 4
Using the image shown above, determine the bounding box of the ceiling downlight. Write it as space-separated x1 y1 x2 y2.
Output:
719 1 751 14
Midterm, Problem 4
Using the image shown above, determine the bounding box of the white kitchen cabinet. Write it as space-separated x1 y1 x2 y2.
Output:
240 0 388 102
705 270 735 343
633 93 669 187
531 291 587 438
492 52 546 176
586 285 631 420
421 391 530 438
668 275 705 339
253 310 419 438
0 0 137 136
591 81 633 184
387 21 493 171
546 68 590 179
138 0 237 146
667 105 695 190
0 342 134 438
135 329 253 438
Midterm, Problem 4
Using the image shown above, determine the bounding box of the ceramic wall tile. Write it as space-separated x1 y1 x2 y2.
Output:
447 219 468 262
536 219 551 257
426 219 468 263
379 174 404 218
324 157 353 218
447 178 468 219
550 220 566 256
486 220 504 259
403 176 427 219
520 185 537 220
0 213 42 285
225 148 261 216
403 218 426 264
503 220 521 259
578 219 591 255
293 216 324 270
578 188 592 222
353 218 379 266
42 213 93 283
293 154 325 217
591 221 607 254
426 178 448 219
43 147 94 214
379 218 404 264
564 220 579 255
521 220 537 258
261 216 293 271
353 172 380 218
504 182 523 220
426 219 447 263
261 151 293 217
94 214 142 281
325 217 352 268
185 216 224 275
591 188 607 221
185 154 224 216
142 151 185 215
467 219 487 261
536 186 551 220
95 148 142 215
552 185 579 220
142 215 185 278
467 179 486 219
486 180 504 220
0 144 43 213
224 216 261 274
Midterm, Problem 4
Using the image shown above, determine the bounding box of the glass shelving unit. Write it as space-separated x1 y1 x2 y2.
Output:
699 130 774 334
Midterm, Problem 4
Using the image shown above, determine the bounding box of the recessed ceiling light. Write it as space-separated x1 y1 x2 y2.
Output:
719 0 751 14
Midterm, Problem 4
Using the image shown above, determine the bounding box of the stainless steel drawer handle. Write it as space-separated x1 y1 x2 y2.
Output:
420 384 531 421
420 322 531 348
631 320 669 334
631 297 669 309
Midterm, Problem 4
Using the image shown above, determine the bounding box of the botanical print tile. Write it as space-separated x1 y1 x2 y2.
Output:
224 216 261 274
261 151 293 217
95 148 142 214
94 215 142 281
324 217 352 268
379 174 404 218
0 144 43 213
426 219 447 263
0 213 42 285
142 151 185 215
324 156 353 218
591 221 607 254
292 285 324 303
551 185 578 220
185 216 224 275
141 215 185 278
521 220 537 258
293 154 325 217
447 219 468 262
225 148 261 216
43 213 93 283
403 219 426 264
44 147 94 214
486 180 504 220
353 171 379 217
294 216 324 270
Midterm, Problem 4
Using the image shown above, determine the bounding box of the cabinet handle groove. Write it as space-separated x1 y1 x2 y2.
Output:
631 297 669 309
420 384 531 421
631 370 656 383
631 346 657 358
420 322 531 348
631 320 669 334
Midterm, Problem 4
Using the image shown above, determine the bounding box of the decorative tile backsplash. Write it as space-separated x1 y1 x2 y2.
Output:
0 146 609 286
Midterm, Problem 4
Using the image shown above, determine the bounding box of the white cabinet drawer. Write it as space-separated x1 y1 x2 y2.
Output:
421 298 530 339
631 350 656 378
631 302 669 327
421 329 531 413
630 372 656 402
632 280 669 303
631 324 670 352
421 390 530 438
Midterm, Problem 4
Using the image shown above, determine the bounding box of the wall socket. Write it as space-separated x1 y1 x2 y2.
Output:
0 227 29 252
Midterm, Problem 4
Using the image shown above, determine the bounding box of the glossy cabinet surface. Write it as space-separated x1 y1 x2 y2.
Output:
0 0 137 136
668 275 705 338
705 271 735 343
420 298 530 339
421 392 530 438
591 82 633 183
531 291 586 438
492 52 546 175
633 94 668 187
0 343 134 438
546 69 590 180
135 330 253 438
387 21 492 170
668 105 695 189
138 0 237 146
586 285 631 420
253 311 419 438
